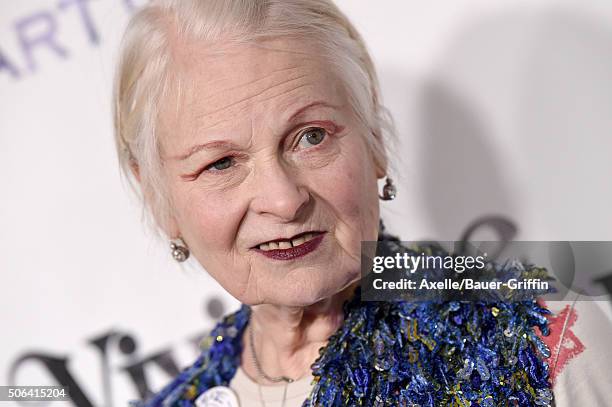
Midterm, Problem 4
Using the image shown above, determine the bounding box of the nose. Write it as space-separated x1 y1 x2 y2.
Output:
249 162 311 222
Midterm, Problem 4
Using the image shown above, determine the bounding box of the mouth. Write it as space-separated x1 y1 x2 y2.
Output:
252 231 326 261
254 231 324 251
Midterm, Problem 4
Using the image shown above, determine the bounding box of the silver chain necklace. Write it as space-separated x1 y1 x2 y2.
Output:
248 323 294 407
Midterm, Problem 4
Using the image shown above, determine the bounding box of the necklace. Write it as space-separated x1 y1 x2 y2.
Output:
248 323 293 407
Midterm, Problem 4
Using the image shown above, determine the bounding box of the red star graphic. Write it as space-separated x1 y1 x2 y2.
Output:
537 300 586 385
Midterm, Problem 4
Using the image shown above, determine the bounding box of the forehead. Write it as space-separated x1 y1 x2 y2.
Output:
158 37 347 150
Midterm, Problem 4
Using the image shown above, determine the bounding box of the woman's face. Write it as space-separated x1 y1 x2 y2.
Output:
157 37 384 306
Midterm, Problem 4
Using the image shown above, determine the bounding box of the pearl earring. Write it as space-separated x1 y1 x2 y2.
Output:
170 238 189 262
379 177 397 201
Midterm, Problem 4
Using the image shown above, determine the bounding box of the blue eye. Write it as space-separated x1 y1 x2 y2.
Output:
206 156 233 171
297 128 326 148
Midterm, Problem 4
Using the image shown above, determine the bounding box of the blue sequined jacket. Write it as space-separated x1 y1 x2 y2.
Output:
133 230 554 407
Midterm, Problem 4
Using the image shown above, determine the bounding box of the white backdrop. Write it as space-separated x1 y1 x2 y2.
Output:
2 1 612 406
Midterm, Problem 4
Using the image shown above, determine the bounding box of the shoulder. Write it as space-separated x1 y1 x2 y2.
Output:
131 305 250 407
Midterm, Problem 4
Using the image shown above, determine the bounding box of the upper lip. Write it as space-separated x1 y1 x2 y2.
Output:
250 230 324 249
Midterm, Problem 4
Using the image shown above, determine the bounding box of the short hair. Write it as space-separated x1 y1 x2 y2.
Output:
113 0 395 235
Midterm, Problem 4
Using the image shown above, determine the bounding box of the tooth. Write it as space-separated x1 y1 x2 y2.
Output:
259 243 270 251
278 241 291 249
291 236 305 246
303 233 313 242
268 242 279 250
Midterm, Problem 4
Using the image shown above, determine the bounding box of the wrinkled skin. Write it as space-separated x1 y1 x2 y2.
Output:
157 37 385 308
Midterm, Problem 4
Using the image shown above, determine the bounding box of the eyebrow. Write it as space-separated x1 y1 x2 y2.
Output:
173 140 237 161
175 101 338 161
287 101 338 121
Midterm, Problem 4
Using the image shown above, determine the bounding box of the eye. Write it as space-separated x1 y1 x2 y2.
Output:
205 156 233 171
297 127 327 149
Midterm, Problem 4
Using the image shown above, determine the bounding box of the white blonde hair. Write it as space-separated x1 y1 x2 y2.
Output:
113 0 395 235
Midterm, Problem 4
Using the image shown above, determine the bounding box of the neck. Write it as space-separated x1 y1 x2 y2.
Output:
242 280 359 384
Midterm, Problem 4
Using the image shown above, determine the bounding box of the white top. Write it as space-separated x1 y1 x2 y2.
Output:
225 298 612 406
229 367 314 407
543 298 612 406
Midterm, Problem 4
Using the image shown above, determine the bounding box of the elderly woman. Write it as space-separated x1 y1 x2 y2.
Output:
114 1 557 406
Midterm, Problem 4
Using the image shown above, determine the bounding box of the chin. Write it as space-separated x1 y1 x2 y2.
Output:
276 269 361 307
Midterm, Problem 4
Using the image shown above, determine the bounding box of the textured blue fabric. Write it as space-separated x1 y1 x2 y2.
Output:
133 228 554 407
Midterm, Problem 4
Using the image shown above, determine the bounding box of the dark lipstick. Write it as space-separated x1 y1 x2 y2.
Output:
255 233 325 260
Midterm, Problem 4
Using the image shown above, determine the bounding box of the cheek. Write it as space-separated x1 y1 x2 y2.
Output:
170 183 244 256
315 136 380 238
325 165 363 217
171 186 255 295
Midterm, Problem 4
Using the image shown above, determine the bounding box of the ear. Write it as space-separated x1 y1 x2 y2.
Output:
130 162 182 240
370 132 388 179
152 202 182 241
374 158 387 179
163 215 181 241
150 194 181 241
